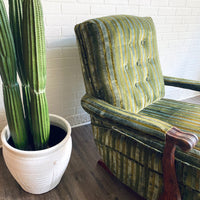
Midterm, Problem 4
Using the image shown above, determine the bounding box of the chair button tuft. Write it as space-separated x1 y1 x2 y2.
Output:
148 58 152 63
141 40 145 45
136 61 141 66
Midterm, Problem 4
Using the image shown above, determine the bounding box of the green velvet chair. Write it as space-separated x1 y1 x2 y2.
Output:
74 15 200 200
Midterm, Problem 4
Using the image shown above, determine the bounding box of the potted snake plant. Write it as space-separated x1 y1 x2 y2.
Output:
0 0 72 194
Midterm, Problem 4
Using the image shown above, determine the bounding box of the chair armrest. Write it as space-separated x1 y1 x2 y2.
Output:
164 76 200 91
81 94 198 146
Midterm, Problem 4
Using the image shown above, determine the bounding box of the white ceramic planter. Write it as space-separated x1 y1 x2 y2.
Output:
1 114 72 194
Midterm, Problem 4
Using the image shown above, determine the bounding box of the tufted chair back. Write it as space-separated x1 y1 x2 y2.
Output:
75 15 165 113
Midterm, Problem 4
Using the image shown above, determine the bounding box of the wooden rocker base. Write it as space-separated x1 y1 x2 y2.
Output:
97 160 114 177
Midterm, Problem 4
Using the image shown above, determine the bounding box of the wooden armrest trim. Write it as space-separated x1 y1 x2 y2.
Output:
167 127 199 152
159 127 198 200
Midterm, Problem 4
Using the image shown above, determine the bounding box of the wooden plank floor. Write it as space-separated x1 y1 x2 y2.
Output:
0 95 199 200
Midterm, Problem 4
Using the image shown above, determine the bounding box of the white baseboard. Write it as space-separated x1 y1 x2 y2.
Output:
72 121 91 129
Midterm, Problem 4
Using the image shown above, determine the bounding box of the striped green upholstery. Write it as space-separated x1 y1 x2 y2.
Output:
75 15 200 200
75 15 165 113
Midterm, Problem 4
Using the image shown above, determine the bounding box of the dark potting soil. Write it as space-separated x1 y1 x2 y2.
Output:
8 125 67 151
49 125 67 147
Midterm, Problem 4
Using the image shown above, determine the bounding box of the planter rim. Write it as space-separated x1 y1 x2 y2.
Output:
1 114 71 157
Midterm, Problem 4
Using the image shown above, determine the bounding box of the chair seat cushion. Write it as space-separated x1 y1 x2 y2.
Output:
139 98 200 165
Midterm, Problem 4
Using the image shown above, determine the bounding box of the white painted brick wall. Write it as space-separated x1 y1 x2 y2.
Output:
0 0 200 134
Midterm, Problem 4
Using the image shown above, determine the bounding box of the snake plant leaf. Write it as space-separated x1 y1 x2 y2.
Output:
0 0 28 150
23 0 50 150
8 0 32 131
